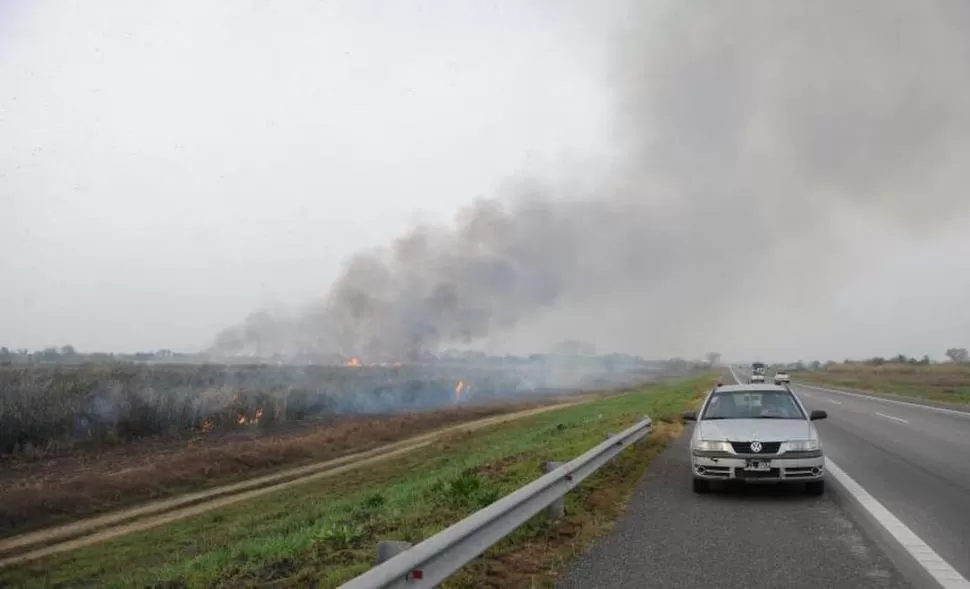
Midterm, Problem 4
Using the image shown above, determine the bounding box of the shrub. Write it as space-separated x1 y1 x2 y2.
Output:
0 363 525 457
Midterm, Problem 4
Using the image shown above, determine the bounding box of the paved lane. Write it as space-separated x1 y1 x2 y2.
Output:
794 383 970 581
557 432 911 589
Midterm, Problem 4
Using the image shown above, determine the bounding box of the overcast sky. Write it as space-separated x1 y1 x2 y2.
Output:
3 0 969 361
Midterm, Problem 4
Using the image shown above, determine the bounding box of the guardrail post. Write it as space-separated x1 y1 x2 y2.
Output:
636 417 651 445
544 461 565 521
376 540 413 565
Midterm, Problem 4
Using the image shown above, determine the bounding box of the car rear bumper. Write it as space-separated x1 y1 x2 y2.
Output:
690 454 825 482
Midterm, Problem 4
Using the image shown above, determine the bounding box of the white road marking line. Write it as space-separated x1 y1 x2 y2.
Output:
875 412 909 424
825 399 843 405
826 460 970 589
729 365 970 587
797 383 970 418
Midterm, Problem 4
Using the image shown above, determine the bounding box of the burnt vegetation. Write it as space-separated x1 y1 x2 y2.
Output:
0 363 522 457
0 355 697 459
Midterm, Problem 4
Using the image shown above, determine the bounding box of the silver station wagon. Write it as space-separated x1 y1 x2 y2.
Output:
683 384 827 495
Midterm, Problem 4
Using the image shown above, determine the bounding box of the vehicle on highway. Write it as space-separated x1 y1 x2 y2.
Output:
773 371 790 385
750 361 766 383
683 384 827 495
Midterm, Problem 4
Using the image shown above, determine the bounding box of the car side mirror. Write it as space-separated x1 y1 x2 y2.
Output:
809 410 827 420
683 411 697 422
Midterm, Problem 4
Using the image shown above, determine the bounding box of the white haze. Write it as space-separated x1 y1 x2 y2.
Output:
2 0 970 362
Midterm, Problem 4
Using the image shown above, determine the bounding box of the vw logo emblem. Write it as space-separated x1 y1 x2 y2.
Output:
750 441 763 453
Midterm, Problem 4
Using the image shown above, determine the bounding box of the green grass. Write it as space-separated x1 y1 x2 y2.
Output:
1 374 714 589
797 363 970 406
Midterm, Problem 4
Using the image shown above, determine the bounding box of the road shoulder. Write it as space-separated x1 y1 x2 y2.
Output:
557 433 911 589
795 381 970 415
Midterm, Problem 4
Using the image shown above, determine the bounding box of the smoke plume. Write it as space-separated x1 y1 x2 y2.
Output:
212 0 970 359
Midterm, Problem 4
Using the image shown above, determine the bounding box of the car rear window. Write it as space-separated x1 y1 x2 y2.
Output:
702 390 805 420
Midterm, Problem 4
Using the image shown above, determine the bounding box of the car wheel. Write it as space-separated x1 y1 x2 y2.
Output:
805 480 825 495
693 477 710 494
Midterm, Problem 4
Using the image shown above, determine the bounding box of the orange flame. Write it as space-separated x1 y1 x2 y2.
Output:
235 407 264 425
455 380 465 402
347 357 361 367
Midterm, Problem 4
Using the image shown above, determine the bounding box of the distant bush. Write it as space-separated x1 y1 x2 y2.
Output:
0 363 524 456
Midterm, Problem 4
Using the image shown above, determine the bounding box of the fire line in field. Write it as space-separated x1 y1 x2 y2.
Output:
236 408 264 425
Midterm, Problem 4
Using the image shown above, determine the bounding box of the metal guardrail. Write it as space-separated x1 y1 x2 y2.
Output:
338 415 653 589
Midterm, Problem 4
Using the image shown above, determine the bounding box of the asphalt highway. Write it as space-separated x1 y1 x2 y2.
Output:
794 382 970 581
558 369 970 589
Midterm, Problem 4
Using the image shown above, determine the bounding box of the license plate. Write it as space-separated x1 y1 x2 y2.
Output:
745 460 771 471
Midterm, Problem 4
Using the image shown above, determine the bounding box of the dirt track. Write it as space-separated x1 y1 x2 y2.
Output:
0 397 593 568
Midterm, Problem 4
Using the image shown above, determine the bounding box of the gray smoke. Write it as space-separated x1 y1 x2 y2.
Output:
212 0 970 359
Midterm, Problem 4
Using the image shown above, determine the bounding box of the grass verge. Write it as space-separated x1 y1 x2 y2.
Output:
0 404 545 538
0 375 715 589
796 363 970 406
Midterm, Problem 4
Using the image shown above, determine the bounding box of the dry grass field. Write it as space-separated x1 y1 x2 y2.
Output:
797 362 970 406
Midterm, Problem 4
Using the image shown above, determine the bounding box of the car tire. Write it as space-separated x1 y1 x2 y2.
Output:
693 477 710 494
805 480 825 495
